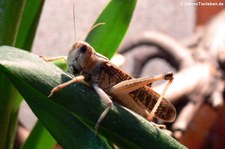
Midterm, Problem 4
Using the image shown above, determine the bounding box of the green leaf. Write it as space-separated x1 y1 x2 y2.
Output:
0 46 111 149
0 1 26 148
53 59 68 71
0 46 186 149
0 0 26 45
85 0 136 58
0 1 45 148
21 121 57 149
15 0 45 50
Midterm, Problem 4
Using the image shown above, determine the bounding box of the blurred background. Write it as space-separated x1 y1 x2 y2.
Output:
19 0 225 148
31 0 195 56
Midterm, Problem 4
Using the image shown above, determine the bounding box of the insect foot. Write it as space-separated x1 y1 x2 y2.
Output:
164 72 174 80
151 122 166 129
94 102 113 134
39 56 49 62
48 84 64 98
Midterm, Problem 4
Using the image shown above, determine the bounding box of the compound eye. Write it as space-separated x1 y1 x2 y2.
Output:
80 45 87 53
68 65 74 74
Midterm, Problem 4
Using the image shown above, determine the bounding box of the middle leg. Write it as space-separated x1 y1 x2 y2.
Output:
92 84 113 132
48 75 85 97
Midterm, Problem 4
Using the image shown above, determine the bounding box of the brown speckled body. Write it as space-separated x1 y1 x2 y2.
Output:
84 61 176 122
67 41 176 122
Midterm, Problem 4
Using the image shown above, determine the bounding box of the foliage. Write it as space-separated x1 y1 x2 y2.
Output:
0 46 186 149
0 0 186 148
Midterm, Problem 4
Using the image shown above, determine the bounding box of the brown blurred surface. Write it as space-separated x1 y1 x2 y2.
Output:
177 2 225 148
178 104 225 149
205 105 225 149
196 0 225 25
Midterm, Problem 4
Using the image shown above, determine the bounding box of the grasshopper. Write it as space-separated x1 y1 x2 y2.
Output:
47 41 176 131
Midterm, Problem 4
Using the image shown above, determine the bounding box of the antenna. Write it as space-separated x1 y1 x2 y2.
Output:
73 2 76 42
72 0 105 42
83 22 105 40
88 22 105 34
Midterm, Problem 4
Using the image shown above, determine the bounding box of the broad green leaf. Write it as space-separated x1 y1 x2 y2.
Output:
0 1 26 148
0 0 26 45
15 0 45 50
21 121 57 149
0 46 186 149
0 46 111 149
85 0 136 58
53 59 68 71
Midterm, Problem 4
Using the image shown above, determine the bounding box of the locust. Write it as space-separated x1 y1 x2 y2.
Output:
46 41 176 131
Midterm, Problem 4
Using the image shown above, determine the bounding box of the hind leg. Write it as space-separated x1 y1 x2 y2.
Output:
110 72 174 121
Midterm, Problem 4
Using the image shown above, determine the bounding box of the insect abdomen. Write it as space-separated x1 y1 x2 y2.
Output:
92 62 176 122
130 87 176 122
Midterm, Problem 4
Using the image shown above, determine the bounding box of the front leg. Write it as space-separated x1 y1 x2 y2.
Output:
92 84 113 132
40 56 67 62
48 75 85 97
